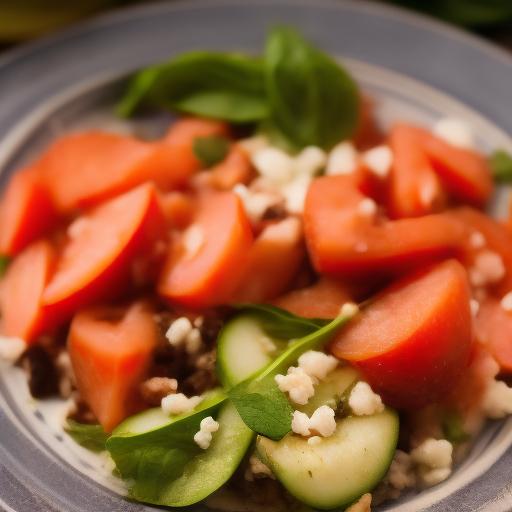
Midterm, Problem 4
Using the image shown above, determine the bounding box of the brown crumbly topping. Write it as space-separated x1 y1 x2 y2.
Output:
262 203 287 221
19 345 60 398
140 377 178 406
345 493 372 512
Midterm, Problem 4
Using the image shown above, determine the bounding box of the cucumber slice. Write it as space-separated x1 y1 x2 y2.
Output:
216 313 287 388
256 368 399 510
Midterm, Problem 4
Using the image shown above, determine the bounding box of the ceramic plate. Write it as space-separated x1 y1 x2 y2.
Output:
1 1 512 511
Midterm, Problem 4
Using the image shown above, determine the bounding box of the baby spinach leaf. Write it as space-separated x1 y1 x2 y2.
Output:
264 27 359 151
117 52 269 122
64 420 109 453
107 392 253 507
491 150 512 183
193 135 231 168
229 305 357 440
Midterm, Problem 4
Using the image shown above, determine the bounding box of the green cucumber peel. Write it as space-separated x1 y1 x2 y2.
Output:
228 304 358 441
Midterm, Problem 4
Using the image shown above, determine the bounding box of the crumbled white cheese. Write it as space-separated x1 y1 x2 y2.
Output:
469 231 486 249
325 141 358 176
469 251 506 287
0 335 27 362
194 416 219 449
501 292 512 312
259 216 302 245
482 379 512 419
433 117 475 150
245 455 275 481
418 178 438 208
66 217 90 240
294 146 327 176
194 316 204 328
307 435 322 446
237 135 270 155
185 328 203 355
182 224 204 260
282 175 312 214
340 302 359 318
233 183 282 224
470 299 480 317
385 450 416 490
362 145 393 178
166 317 193 347
291 405 336 437
161 393 201 415
275 367 316 405
348 381 385 415
417 466 452 486
357 198 378 217
410 438 453 470
298 351 338 381
251 147 295 186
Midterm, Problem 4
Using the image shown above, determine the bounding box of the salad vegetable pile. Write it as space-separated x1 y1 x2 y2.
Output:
2 27 512 512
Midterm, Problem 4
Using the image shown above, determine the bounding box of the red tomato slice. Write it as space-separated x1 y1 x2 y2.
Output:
158 191 253 309
0 239 56 342
68 300 158 432
232 217 306 303
330 259 473 408
304 174 467 278
387 124 446 219
0 168 59 256
42 183 166 324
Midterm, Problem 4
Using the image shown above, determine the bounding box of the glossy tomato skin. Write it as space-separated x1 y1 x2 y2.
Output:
330 259 473 408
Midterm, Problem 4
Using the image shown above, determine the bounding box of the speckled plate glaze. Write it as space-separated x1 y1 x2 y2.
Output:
1 1 512 511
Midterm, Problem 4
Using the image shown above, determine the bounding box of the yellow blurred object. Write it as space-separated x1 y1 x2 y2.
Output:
0 0 120 41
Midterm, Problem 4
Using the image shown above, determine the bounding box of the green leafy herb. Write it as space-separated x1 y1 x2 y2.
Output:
64 420 109 453
117 52 269 122
491 150 512 183
228 306 357 441
0 255 9 278
107 392 253 507
193 135 231 168
441 411 470 445
263 27 359 151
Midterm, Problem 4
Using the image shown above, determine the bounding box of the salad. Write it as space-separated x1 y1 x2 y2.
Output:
0 26 512 512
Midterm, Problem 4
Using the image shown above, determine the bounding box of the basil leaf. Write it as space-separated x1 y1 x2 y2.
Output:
229 305 357 441
193 136 230 168
491 150 512 183
64 420 109 453
117 52 269 122
0 256 9 278
264 27 359 151
107 392 253 507
238 303 329 339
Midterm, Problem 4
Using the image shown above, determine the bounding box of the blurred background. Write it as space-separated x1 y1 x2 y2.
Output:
1 0 512 50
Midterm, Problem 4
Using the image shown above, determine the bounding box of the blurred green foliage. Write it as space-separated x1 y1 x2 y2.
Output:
389 0 512 27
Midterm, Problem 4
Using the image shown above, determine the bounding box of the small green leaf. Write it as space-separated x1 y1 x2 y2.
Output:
264 27 359 151
64 420 109 453
117 52 269 122
0 255 9 278
229 306 357 440
441 411 470 445
491 150 512 183
193 136 230 168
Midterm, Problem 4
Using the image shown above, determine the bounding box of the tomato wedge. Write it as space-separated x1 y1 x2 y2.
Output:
387 124 446 219
0 239 56 342
0 168 59 256
42 183 166 324
304 175 467 278
158 191 253 309
233 217 306 303
159 191 196 230
330 259 473 408
68 300 158 432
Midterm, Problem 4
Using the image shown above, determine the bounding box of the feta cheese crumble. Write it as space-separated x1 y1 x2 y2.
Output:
469 231 486 249
325 141 358 176
433 117 475 150
470 299 480 317
410 438 453 486
194 416 219 449
385 450 416 490
0 335 27 362
166 317 203 354
294 146 327 176
501 292 512 312
298 351 338 380
469 250 506 287
237 135 269 155
348 381 385 415
182 224 204 260
245 454 275 481
291 405 336 437
482 379 512 419
233 183 282 223
362 145 393 178
357 198 378 217
340 302 359 318
282 175 312 214
161 393 201 415
275 367 316 405
251 147 295 186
